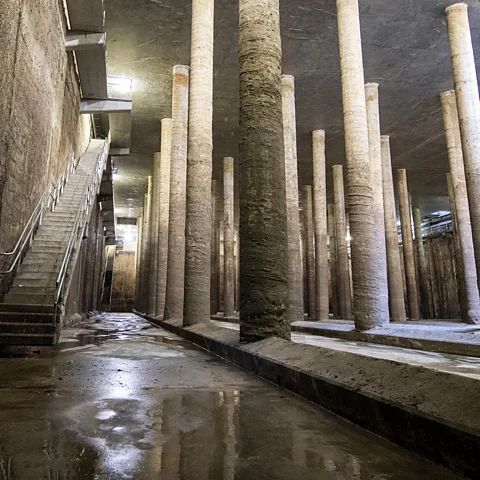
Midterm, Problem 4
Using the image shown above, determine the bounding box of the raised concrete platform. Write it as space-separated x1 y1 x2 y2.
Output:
138 312 480 479
212 314 480 358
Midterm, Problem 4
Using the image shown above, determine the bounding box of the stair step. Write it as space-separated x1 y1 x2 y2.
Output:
12 278 56 288
19 264 59 274
0 304 56 314
0 322 56 334
0 312 55 323
8 286 57 296
16 272 58 280
4 293 56 305
0 333 57 346
31 247 67 255
22 257 63 266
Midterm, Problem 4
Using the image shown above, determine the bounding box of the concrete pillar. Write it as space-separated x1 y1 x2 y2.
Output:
183 0 214 326
235 228 240 312
336 0 386 329
395 169 421 320
155 118 172 317
312 130 329 321
413 208 432 318
223 157 235 318
135 217 143 310
142 178 153 313
210 179 219 315
164 65 189 320
445 4 480 294
303 185 316 318
441 91 480 324
332 165 352 319
238 0 290 342
281 75 304 323
365 83 390 322
147 152 161 316
328 204 339 318
381 136 407 322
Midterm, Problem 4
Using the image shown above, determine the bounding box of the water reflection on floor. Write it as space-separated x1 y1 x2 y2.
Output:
0 313 463 479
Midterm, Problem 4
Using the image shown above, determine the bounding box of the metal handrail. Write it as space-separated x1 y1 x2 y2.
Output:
55 139 110 308
0 155 75 275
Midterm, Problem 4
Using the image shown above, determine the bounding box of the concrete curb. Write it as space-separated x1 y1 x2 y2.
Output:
136 311 479 478
212 314 480 358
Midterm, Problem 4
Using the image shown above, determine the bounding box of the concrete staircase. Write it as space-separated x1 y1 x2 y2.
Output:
0 142 107 346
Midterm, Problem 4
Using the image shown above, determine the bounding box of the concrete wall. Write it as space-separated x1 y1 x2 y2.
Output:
0 0 91 254
111 251 136 312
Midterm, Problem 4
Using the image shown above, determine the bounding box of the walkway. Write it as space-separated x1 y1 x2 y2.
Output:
0 313 462 479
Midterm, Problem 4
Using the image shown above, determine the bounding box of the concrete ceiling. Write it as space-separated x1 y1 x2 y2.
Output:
104 0 480 218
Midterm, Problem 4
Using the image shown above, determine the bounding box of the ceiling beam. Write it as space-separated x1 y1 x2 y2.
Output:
66 32 105 51
80 99 132 114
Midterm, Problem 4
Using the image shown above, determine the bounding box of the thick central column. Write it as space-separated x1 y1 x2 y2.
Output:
336 0 385 329
445 4 480 292
164 65 190 320
332 165 352 319
155 118 173 317
441 90 480 324
147 152 161 316
281 75 304 323
381 136 406 322
223 157 235 318
413 207 432 318
365 83 389 323
312 130 329 321
183 0 214 326
238 0 290 342
303 185 316 318
395 169 421 320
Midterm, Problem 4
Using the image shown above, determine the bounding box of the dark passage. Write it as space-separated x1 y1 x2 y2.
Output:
0 313 461 479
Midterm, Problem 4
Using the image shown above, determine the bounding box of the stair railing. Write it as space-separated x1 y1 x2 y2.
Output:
54 139 110 320
0 154 76 276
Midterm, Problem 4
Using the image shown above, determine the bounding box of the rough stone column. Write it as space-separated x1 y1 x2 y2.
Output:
135 217 143 310
210 180 219 315
445 4 480 292
328 204 339 318
183 0 214 326
302 186 316 318
142 178 153 313
281 75 304 323
413 208 432 318
441 91 480 324
395 169 421 320
147 152 161 316
223 157 235 318
336 0 386 329
164 65 189 320
312 130 329 321
155 118 173 317
332 165 352 319
238 0 290 342
365 83 390 322
381 136 407 322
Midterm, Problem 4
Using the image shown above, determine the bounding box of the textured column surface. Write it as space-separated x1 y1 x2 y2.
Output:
164 65 190 320
135 217 143 310
210 180 219 315
238 0 290 342
281 75 304 323
147 152 161 315
223 157 235 317
155 118 173 317
183 0 214 326
395 169 421 320
380 137 407 322
142 178 153 313
365 83 390 323
333 165 352 319
413 208 432 318
303 186 316 318
446 3 480 293
336 0 385 329
328 204 339 318
312 130 329 321
442 91 480 324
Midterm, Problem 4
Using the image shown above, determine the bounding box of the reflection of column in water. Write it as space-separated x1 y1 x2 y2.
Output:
222 391 238 480
146 398 164 474
160 396 181 477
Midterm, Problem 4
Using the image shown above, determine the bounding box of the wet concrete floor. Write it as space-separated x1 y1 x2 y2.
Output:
0 313 464 479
